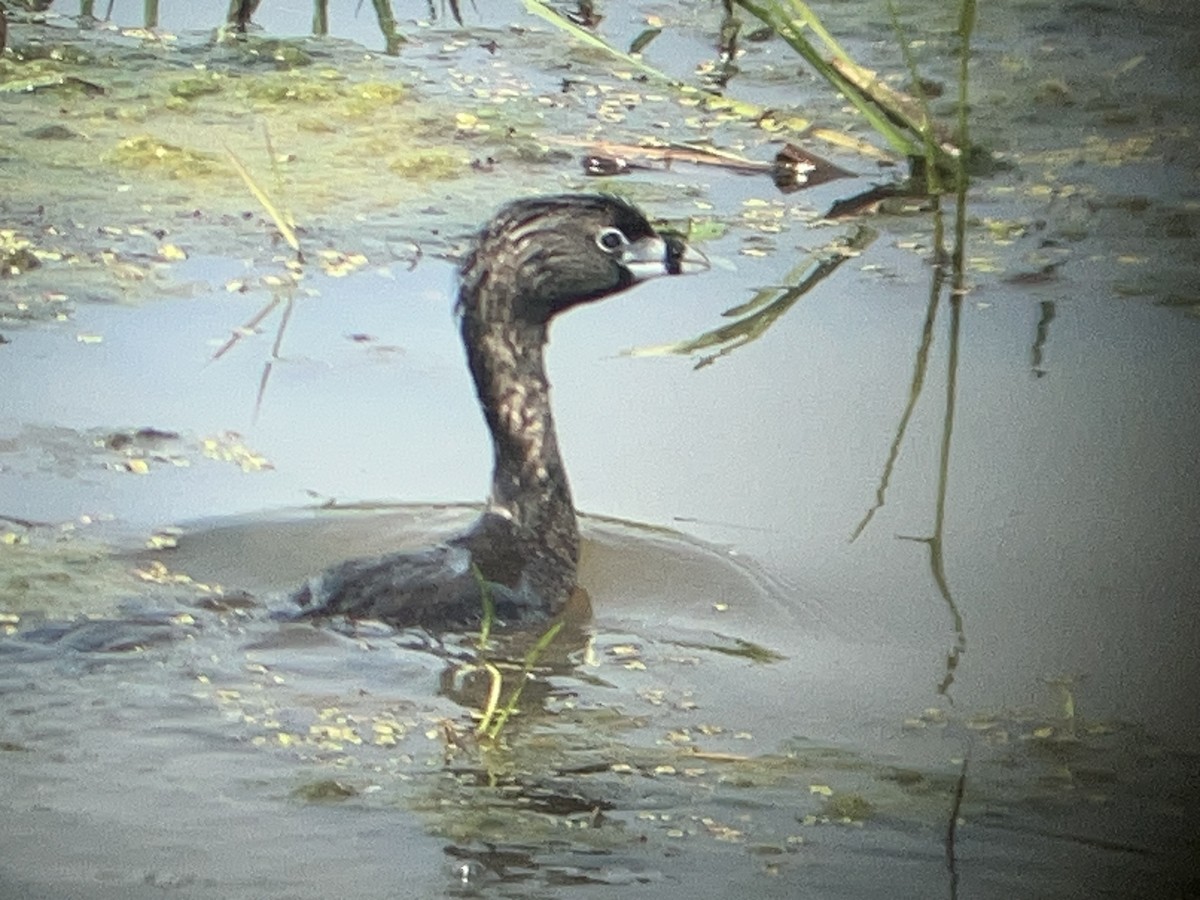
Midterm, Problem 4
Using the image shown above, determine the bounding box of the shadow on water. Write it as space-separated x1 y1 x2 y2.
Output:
3 0 1200 897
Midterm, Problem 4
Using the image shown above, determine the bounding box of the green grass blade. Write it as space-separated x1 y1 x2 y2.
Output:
225 147 301 254
732 0 923 159
471 563 496 648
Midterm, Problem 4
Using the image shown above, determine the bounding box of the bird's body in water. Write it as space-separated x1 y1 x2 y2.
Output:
291 194 702 629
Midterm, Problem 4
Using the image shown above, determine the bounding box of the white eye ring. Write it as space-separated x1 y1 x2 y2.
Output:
595 227 629 253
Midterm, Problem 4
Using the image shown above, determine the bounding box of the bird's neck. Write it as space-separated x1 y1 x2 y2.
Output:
462 318 580 572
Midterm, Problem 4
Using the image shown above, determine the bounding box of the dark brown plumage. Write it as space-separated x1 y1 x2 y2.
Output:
290 194 702 629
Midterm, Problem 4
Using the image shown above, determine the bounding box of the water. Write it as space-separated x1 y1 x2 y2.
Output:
2 1 1199 897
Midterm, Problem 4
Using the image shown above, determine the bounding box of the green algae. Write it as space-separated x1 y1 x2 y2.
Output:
167 72 225 100
820 792 876 822
107 134 221 178
241 72 343 104
215 36 316 70
341 79 406 115
388 147 468 180
4 39 95 67
0 9 822 323
0 38 109 97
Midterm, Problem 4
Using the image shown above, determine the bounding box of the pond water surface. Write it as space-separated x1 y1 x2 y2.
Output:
2 1 1198 898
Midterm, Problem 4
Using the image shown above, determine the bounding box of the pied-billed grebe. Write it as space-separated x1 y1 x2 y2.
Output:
290 194 704 629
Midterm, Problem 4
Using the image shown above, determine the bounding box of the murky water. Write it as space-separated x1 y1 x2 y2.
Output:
3 1 1199 898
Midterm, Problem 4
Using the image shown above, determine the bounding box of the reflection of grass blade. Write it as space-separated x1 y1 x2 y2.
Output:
849 278 939 542
474 662 504 737
482 621 563 741
225 146 301 254
209 284 297 423
674 636 785 663
521 0 677 84
475 620 564 741
210 294 280 361
369 0 406 53
629 27 662 55
631 224 875 368
466 562 563 741
252 293 295 423
722 281 791 319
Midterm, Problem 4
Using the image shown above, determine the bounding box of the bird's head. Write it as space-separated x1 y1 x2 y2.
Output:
459 194 706 328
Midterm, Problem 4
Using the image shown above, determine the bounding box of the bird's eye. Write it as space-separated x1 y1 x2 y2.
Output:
595 227 629 253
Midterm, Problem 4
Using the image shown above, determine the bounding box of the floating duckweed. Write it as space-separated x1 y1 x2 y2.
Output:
225 38 314 70
309 723 364 747
270 43 314 68
317 249 368 277
821 792 874 821
242 75 341 104
201 433 273 472
168 73 224 100
108 134 218 178
372 722 401 746
12 42 95 66
297 117 338 134
388 148 468 181
1 231 41 276
354 80 405 103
